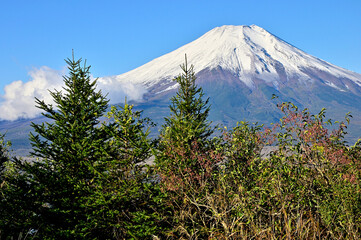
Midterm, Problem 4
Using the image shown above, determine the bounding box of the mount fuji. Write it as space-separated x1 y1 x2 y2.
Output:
101 25 361 141
2 25 361 155
102 25 361 92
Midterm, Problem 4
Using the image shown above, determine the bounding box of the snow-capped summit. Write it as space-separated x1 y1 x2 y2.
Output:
100 25 361 92
97 24 361 142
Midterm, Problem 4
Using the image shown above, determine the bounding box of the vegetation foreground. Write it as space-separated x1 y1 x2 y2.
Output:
0 55 360 239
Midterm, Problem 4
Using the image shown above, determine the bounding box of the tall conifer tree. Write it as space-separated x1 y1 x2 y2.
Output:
155 56 218 238
161 55 213 148
156 56 215 180
88 102 162 238
25 55 110 238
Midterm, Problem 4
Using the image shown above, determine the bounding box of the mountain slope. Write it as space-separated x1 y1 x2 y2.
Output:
101 25 361 143
101 25 361 93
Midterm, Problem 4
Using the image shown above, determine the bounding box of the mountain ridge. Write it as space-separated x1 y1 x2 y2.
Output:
100 25 361 94
111 24 361 145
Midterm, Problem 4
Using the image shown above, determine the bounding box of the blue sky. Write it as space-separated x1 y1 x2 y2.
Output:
0 0 360 119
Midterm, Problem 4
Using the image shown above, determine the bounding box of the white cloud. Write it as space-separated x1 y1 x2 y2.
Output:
97 76 147 104
0 66 64 121
0 67 147 121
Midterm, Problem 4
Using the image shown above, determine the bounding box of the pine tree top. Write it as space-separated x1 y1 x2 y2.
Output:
162 56 214 148
29 56 109 165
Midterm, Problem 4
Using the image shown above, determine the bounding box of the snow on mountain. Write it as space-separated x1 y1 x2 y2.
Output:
100 25 361 92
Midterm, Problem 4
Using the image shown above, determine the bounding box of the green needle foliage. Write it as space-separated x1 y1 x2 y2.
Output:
156 56 216 174
24 55 111 239
161 55 213 149
105 101 154 167
155 56 221 238
85 101 163 239
0 135 38 239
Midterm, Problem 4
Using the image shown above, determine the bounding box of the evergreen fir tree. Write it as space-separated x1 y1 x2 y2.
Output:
156 55 216 182
85 101 163 238
105 100 154 168
23 55 111 238
154 56 219 238
162 55 213 149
